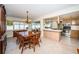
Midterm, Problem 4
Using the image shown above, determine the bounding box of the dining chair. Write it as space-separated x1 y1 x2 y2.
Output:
36 32 41 42
17 34 30 54
28 35 35 52
29 33 40 52
36 32 40 46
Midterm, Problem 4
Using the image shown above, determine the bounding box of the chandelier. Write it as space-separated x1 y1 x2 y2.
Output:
25 11 31 23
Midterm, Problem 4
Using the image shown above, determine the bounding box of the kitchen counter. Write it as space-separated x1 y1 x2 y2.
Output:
43 28 62 41
43 28 62 32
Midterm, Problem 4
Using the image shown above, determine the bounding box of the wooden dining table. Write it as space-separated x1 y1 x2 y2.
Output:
15 31 40 53
18 31 34 37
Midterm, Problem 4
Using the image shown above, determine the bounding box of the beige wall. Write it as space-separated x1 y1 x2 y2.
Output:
71 20 79 39
71 20 79 30
6 16 24 22
6 30 13 38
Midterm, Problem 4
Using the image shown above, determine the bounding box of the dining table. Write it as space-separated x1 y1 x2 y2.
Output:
18 31 34 37
15 31 40 53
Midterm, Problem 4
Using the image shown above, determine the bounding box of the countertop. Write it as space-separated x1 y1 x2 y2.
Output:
43 28 62 32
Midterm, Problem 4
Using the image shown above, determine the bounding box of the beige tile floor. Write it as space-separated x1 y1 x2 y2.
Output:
5 36 79 54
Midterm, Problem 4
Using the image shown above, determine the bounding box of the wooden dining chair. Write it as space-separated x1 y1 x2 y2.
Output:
35 32 41 42
28 35 35 52
29 33 40 52
36 32 40 46
17 34 30 54
38 32 41 42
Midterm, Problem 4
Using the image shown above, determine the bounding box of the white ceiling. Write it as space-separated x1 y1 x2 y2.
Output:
5 4 79 20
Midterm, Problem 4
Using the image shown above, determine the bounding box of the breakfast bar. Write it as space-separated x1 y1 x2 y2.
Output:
43 29 62 41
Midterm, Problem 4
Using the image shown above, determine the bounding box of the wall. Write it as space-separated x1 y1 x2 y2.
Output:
71 20 79 30
6 30 13 38
6 16 24 22
70 20 79 39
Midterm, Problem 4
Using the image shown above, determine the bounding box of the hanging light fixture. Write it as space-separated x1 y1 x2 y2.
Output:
25 11 31 23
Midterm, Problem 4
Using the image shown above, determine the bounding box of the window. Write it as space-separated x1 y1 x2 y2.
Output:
13 22 20 30
6 20 13 30
44 20 52 28
20 25 24 29
6 20 29 30
14 24 20 30
25 24 28 29
13 22 28 30
44 17 58 29
32 21 41 29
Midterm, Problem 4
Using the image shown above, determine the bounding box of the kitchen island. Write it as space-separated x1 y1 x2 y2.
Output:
43 29 62 41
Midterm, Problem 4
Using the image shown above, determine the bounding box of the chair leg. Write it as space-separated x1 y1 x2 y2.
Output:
16 39 18 44
33 44 35 52
38 43 40 47
39 38 42 43
16 39 19 44
33 47 35 52
40 39 42 42
37 42 40 47
21 47 24 54
19 44 21 49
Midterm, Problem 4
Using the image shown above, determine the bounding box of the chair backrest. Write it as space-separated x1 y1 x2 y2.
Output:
36 32 40 39
15 32 24 44
29 34 36 44
28 31 32 35
17 34 25 45
32 33 40 44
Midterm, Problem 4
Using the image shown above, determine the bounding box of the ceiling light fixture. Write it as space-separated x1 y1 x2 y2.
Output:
25 11 31 23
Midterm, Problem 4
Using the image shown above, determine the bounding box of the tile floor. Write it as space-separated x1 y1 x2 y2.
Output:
5 36 79 54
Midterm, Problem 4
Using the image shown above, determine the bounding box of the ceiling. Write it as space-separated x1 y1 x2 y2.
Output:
5 4 79 20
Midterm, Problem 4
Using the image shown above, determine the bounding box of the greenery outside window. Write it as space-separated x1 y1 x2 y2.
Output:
6 20 13 30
